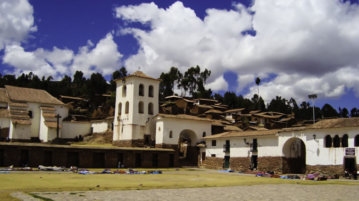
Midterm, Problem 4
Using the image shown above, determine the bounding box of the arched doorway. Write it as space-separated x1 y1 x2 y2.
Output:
178 129 198 166
282 138 306 173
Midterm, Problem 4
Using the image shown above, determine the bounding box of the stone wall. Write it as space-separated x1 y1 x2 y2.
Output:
257 157 283 174
114 139 144 147
203 157 223 169
306 165 345 175
230 157 250 171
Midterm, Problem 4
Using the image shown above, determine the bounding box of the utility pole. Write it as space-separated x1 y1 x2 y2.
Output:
56 114 62 139
308 94 317 124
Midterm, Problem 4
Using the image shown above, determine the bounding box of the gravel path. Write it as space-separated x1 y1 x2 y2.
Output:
13 184 359 201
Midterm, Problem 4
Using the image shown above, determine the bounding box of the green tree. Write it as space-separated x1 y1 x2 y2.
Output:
339 107 349 118
159 67 183 99
180 65 211 98
321 104 338 118
223 92 239 109
110 67 127 91
351 107 359 117
268 96 291 114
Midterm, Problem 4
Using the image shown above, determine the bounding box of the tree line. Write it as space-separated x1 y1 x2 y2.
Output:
0 66 358 121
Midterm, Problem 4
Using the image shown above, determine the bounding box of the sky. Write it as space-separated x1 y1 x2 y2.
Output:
1 0 359 110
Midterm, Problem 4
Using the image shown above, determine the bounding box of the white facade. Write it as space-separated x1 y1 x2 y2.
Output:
155 116 212 146
91 121 110 133
278 127 359 166
113 72 160 142
62 121 91 139
205 135 280 158
204 125 359 170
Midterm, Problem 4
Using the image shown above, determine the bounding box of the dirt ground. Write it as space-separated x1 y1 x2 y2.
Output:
12 184 359 201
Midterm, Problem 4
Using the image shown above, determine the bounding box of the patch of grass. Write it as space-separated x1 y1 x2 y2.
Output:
0 170 358 201
28 193 54 201
0 191 19 201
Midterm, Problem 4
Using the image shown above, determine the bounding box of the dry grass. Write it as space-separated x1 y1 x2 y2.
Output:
0 169 358 201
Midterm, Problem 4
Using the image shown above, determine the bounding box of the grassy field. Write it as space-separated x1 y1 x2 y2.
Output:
0 169 358 201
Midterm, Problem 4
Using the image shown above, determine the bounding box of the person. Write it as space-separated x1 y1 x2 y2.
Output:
118 161 121 168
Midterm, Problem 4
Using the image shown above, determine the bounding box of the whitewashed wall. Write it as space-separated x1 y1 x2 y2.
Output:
91 121 109 133
9 123 31 140
279 127 359 166
155 118 211 146
113 76 159 141
205 136 280 158
62 121 91 139
0 117 10 128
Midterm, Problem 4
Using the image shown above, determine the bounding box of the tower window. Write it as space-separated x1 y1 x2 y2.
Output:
138 101 144 114
169 131 173 138
125 102 129 114
148 103 154 115
122 85 127 97
118 102 122 115
139 84 144 96
149 85 154 97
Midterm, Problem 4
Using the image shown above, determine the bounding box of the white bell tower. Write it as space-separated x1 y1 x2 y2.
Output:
113 71 160 146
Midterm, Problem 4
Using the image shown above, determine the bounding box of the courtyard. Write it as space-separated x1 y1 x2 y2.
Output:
0 168 358 201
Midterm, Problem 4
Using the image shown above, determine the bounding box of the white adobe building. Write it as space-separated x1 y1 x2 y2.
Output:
203 118 359 174
113 71 359 173
0 85 69 142
113 71 161 146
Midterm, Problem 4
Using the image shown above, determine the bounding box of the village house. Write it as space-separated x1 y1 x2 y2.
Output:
113 71 359 174
0 71 358 174
0 85 69 142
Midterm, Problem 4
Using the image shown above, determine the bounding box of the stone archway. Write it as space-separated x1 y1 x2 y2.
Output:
178 129 198 166
282 137 306 174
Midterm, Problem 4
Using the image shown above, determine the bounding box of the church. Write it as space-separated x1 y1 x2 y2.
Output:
113 71 359 174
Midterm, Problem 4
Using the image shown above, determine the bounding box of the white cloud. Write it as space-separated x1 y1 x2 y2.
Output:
115 0 359 102
3 33 123 79
0 0 36 50
3 44 56 76
206 75 228 91
72 33 123 77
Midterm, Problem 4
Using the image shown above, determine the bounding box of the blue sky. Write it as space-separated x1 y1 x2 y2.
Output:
1 0 359 110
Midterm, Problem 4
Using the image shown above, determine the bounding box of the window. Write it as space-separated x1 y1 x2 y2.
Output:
211 140 216 146
139 84 144 96
118 103 122 115
148 103 153 115
149 85 154 97
125 101 129 114
202 132 206 137
333 135 340 147
28 111 33 118
122 85 127 97
211 154 216 157
342 134 348 147
169 131 173 138
355 135 359 147
325 135 332 147
138 101 144 114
